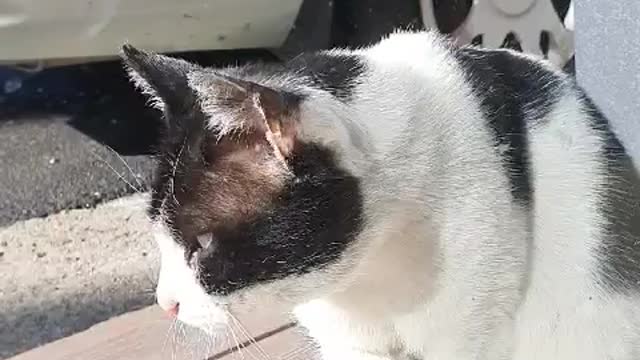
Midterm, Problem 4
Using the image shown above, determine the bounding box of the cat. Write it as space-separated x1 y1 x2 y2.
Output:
121 30 640 359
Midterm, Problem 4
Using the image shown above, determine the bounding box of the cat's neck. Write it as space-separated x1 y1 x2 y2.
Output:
331 35 505 244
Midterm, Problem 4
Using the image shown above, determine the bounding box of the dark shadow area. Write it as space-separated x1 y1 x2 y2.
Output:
331 0 425 48
0 282 155 359
564 56 576 76
433 0 472 34
0 49 279 156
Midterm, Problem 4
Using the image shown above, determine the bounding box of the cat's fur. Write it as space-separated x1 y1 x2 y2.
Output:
122 31 640 359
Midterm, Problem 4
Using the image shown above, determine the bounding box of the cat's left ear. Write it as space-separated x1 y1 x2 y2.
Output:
121 44 199 114
188 72 302 160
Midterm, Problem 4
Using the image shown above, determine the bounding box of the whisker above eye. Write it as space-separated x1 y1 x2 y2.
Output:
89 150 144 194
103 143 146 190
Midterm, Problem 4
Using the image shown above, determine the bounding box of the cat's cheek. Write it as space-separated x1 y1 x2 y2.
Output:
153 223 229 332
157 253 230 331
177 295 229 333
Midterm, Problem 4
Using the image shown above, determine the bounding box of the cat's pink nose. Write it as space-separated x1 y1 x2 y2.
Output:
161 302 180 318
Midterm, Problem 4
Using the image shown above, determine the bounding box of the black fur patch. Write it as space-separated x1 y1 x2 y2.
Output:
196 142 363 295
121 44 199 119
146 103 208 223
583 95 640 292
148 114 364 296
452 47 564 206
286 53 366 101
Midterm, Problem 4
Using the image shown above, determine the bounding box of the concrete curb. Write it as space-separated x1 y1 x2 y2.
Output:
0 194 158 359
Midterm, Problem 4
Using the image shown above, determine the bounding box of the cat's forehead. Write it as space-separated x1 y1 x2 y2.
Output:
148 129 291 244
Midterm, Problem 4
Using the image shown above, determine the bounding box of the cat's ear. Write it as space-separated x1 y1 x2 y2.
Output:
120 44 199 114
188 72 302 159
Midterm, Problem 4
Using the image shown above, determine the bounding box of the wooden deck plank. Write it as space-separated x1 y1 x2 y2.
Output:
209 327 319 360
8 306 310 360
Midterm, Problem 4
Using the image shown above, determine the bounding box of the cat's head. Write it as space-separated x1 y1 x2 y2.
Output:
121 45 365 331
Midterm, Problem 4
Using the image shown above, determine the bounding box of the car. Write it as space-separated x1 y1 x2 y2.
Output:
0 0 574 69
0 0 304 67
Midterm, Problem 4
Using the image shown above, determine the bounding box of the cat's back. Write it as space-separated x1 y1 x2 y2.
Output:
370 31 640 357
430 33 640 358
451 45 640 295
376 32 640 291
286 32 640 294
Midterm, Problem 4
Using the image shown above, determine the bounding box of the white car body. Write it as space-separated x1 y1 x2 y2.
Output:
0 0 302 64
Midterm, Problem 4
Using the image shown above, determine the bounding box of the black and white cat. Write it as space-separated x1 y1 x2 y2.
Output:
122 31 640 359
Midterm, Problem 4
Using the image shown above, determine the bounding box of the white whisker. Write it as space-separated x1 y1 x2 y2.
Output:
90 150 143 194
103 143 145 190
201 326 215 359
168 139 187 206
224 327 233 359
228 312 271 360
227 321 248 360
162 317 177 358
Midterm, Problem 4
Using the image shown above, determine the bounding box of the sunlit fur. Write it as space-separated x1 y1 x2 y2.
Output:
129 31 640 359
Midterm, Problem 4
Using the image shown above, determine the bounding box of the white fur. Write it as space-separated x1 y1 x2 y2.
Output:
153 31 640 359
153 222 229 333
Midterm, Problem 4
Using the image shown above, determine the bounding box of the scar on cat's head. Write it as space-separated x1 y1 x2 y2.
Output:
120 44 303 244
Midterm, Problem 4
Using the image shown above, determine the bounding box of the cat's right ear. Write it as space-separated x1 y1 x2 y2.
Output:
121 44 199 115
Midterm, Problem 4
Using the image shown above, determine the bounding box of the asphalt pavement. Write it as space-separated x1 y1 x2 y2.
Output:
0 116 153 227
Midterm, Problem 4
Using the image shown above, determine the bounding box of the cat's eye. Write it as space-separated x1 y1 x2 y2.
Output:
196 233 214 249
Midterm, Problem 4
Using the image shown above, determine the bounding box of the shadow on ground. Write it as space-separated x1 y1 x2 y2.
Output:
0 284 155 359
